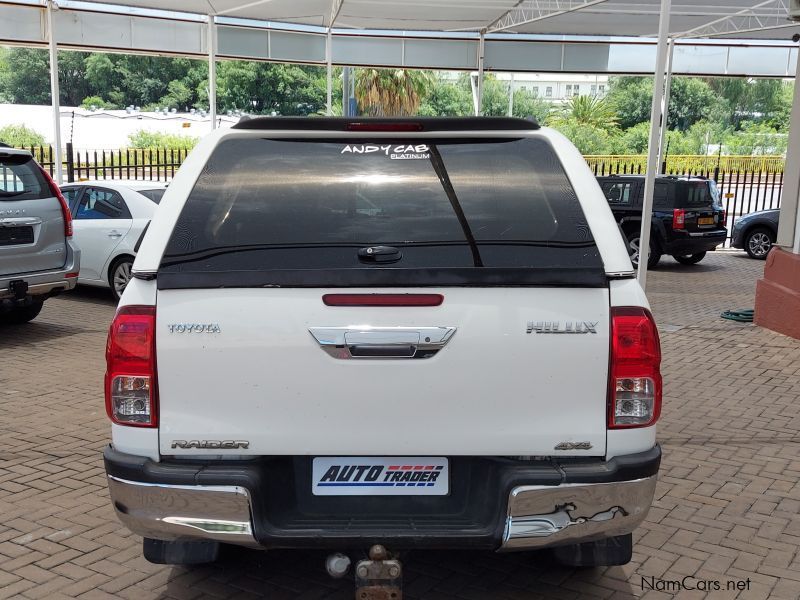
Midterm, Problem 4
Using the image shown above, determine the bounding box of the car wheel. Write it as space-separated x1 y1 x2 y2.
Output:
1 300 44 325
626 232 661 269
745 228 774 260
672 252 706 265
109 257 134 301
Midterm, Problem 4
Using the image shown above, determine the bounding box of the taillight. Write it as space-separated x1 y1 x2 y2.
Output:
323 293 443 307
38 166 73 237
105 306 157 427
672 208 685 230
346 122 424 132
608 307 661 429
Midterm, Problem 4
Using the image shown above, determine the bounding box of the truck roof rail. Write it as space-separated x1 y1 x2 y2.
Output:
231 116 541 132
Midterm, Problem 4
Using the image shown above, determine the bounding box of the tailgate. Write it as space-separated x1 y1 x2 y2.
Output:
156 287 609 456
152 133 612 458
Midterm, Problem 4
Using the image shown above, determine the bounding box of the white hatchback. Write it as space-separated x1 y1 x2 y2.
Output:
61 180 166 300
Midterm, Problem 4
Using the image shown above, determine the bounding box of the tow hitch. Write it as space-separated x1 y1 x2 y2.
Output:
354 545 402 600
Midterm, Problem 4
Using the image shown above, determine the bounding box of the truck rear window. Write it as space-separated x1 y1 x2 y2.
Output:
158 137 604 288
0 154 48 202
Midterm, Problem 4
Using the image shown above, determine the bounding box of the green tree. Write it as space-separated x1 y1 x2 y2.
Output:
551 95 618 131
419 76 473 116
81 96 118 110
217 61 329 115
0 124 46 147
609 122 650 154
0 48 51 104
511 88 551 122
548 118 613 154
724 121 787 155
127 130 198 151
665 120 729 155
706 78 793 130
608 76 721 131
355 68 433 116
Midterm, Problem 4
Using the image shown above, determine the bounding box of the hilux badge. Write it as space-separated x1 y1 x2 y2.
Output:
527 322 598 334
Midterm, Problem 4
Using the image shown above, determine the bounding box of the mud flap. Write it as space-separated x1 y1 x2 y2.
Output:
142 538 220 565
552 533 632 567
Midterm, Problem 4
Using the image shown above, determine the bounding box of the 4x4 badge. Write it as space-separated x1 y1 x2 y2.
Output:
527 322 598 334
554 441 593 450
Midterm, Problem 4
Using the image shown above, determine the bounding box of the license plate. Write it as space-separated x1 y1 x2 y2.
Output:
698 217 714 225
312 457 449 496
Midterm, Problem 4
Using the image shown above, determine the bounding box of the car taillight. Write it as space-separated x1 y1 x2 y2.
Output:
323 293 444 307
672 208 685 230
608 307 661 429
105 306 157 427
38 166 73 237
346 122 424 132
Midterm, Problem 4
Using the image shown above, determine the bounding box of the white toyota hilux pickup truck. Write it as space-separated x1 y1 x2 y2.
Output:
103 117 661 573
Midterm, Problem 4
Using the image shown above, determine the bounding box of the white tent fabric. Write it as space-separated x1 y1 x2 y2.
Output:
79 0 800 40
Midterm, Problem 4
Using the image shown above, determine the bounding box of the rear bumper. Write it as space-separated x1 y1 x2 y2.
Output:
0 239 80 301
662 229 727 255
104 445 660 552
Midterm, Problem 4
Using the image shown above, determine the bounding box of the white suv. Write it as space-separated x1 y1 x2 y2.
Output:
102 118 661 570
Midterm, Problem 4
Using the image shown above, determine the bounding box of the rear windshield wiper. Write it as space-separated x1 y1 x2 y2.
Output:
427 145 483 268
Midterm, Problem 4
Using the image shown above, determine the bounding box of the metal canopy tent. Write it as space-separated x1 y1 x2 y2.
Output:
8 0 800 284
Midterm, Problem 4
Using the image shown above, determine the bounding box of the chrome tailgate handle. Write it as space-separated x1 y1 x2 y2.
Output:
309 326 456 360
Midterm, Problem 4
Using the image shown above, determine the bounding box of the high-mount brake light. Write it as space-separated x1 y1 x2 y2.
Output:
608 307 662 429
105 306 158 427
38 166 73 237
323 293 443 307
346 122 424 132
673 208 686 230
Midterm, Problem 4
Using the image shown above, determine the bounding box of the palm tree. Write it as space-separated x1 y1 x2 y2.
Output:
552 95 618 132
354 68 434 116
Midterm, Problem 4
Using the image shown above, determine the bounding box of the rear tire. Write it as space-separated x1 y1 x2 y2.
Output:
109 256 134 302
672 252 706 265
142 538 220 565
1 300 44 325
744 227 774 260
625 231 660 270
552 533 633 567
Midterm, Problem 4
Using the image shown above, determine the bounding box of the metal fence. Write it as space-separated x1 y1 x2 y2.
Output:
21 145 784 246
26 144 189 182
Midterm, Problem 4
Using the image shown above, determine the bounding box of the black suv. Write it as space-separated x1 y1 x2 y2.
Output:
596 175 727 268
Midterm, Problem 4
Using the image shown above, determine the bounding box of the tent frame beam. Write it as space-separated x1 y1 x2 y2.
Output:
676 0 791 39
487 0 608 33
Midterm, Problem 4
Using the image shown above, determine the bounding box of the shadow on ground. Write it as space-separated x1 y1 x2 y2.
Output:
158 546 636 599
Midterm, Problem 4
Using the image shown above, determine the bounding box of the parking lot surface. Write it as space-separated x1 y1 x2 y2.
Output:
1 252 799 600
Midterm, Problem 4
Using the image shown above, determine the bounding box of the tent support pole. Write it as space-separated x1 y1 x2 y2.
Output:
638 0 672 288
47 1 63 184
208 15 217 129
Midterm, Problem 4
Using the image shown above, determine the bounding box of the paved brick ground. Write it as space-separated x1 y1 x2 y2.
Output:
1 251 799 600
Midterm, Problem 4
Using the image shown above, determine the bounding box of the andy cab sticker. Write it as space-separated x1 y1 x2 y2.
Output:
341 144 431 160
312 456 449 496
